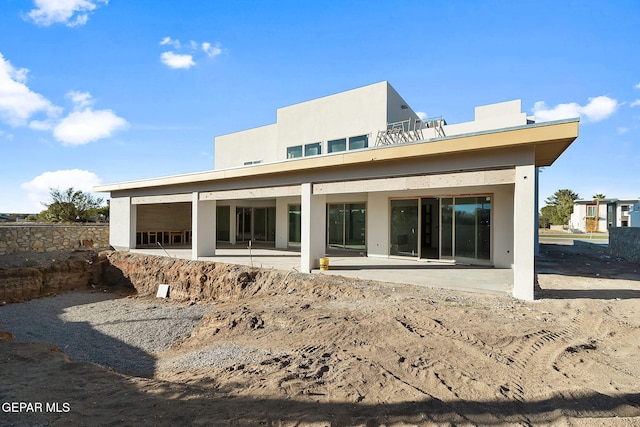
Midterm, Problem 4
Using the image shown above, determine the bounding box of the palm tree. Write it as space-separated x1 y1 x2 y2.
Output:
592 193 606 232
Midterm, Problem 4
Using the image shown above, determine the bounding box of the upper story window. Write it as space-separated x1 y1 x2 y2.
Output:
586 205 597 218
328 138 346 153
286 145 303 159
622 205 630 212
305 142 322 156
349 135 368 150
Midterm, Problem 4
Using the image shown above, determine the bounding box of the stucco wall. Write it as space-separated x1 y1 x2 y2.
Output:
0 224 109 256
609 227 640 263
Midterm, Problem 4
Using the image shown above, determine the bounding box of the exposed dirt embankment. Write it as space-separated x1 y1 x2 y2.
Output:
0 250 103 303
102 251 364 303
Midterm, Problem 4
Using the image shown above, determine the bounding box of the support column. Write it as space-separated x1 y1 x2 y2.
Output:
513 165 536 300
301 183 326 273
109 196 136 251
534 167 540 256
192 192 216 260
275 197 289 249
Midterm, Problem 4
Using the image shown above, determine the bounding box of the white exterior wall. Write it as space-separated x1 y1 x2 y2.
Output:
443 100 528 136
215 124 278 169
214 82 420 170
276 82 387 155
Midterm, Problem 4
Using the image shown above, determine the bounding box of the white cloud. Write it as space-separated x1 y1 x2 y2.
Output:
21 169 102 210
532 96 618 122
160 36 180 49
416 111 427 120
26 0 107 27
617 127 629 134
202 42 222 58
159 37 223 69
631 99 640 107
160 51 195 69
0 52 61 127
67 90 94 109
635 83 640 90
0 53 125 144
53 107 127 145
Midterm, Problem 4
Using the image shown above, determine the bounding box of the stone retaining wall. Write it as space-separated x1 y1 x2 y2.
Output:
609 227 640 263
0 224 109 256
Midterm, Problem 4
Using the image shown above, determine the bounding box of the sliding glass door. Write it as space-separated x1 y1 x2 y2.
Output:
327 203 366 250
390 196 491 263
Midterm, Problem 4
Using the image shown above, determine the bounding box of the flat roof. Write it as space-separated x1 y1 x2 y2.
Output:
95 118 579 193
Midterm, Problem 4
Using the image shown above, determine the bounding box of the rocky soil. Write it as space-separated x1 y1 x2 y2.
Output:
1 243 640 426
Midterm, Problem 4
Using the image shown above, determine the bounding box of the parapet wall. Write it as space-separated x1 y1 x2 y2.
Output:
0 224 109 256
609 227 640 263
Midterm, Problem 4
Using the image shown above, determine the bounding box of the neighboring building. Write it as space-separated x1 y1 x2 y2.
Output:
94 81 579 300
570 198 640 232
0 214 16 223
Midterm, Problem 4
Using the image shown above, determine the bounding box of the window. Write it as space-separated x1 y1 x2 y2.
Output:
286 145 303 159
305 142 322 156
349 135 368 150
328 138 346 153
622 205 630 212
586 205 597 218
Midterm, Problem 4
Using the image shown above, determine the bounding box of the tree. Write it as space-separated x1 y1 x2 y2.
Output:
591 193 606 232
541 189 579 226
40 187 104 223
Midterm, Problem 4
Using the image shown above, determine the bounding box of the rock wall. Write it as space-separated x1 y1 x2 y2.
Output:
0 224 109 256
609 227 640 263
0 251 103 303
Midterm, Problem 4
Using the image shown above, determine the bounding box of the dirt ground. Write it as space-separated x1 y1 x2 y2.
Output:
1 243 640 426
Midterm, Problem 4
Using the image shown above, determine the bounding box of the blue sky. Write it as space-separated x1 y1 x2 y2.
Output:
1 0 639 213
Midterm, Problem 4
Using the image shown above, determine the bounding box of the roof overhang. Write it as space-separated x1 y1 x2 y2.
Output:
95 118 579 194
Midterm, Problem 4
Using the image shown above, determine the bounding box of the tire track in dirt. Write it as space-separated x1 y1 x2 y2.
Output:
392 313 531 425
390 311 597 426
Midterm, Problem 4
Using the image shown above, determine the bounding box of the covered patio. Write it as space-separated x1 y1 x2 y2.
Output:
129 245 513 297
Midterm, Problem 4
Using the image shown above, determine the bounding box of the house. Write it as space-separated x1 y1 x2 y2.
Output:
94 81 579 300
570 198 640 232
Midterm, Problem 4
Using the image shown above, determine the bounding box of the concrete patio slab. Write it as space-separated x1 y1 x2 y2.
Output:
129 245 514 297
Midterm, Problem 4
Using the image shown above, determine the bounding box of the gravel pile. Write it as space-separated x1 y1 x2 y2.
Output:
157 343 273 371
0 292 224 377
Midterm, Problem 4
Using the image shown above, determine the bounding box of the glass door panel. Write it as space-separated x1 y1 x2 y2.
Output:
266 207 276 241
453 196 492 261
236 208 251 242
328 205 344 248
216 206 230 241
345 203 366 249
390 199 418 257
254 208 267 241
440 198 453 258
288 204 301 246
